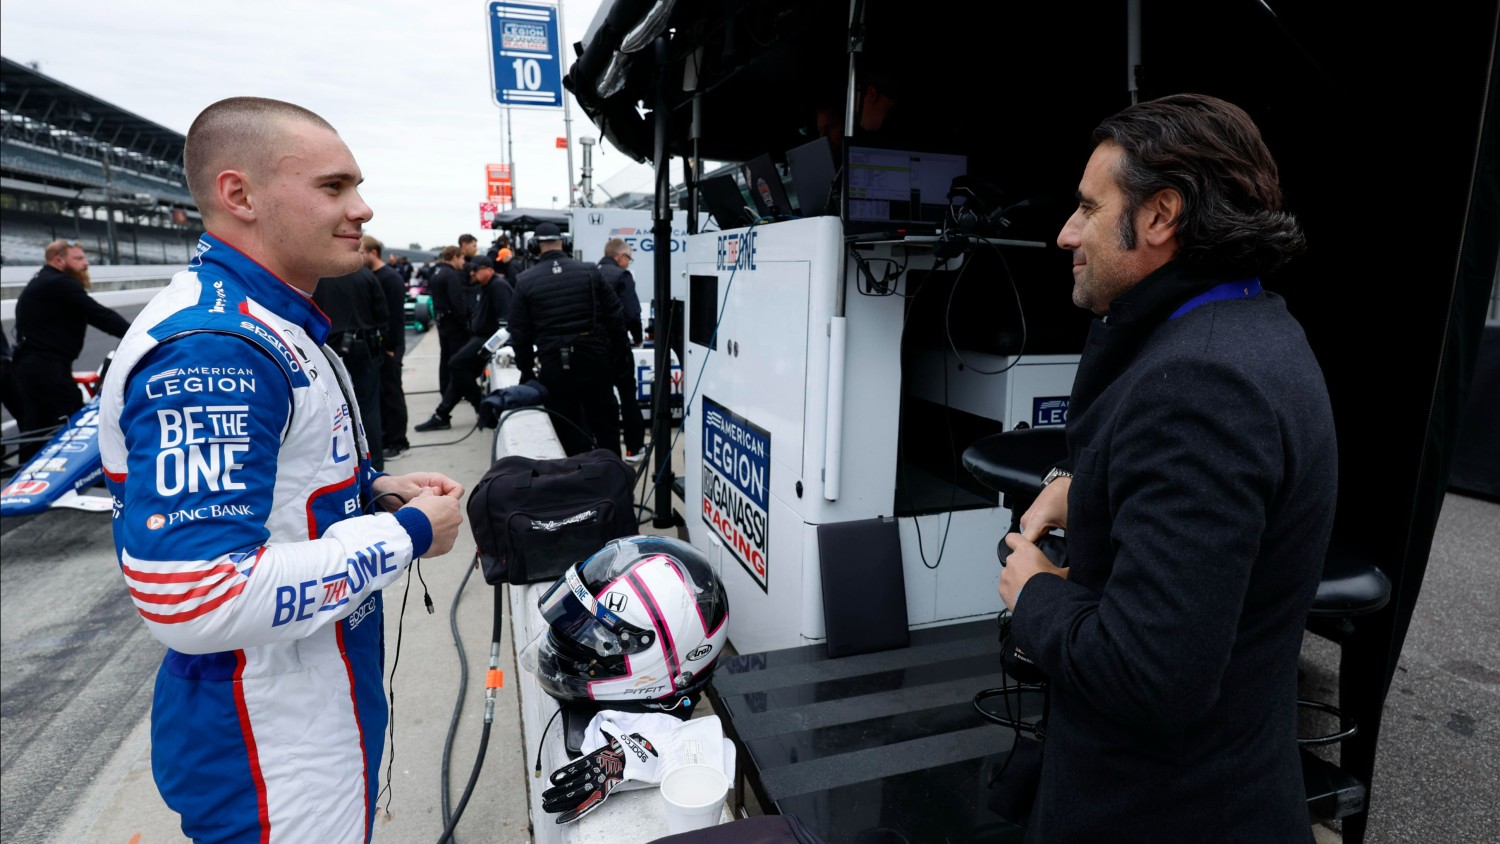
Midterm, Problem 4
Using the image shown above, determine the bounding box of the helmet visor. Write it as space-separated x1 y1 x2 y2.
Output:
536 563 655 657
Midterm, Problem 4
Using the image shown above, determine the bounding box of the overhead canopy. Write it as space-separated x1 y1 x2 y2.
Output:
488 207 570 231
565 0 848 165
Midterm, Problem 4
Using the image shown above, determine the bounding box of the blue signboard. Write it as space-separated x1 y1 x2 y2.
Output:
701 397 771 592
487 1 564 109
1032 396 1070 427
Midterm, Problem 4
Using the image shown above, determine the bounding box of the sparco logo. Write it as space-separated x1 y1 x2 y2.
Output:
530 509 597 532
617 733 657 763
602 592 628 613
686 644 713 661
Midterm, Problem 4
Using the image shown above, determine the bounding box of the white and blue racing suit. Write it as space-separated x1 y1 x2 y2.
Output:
100 234 433 844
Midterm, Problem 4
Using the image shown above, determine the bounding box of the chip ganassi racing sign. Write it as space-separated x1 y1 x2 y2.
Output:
701 396 770 592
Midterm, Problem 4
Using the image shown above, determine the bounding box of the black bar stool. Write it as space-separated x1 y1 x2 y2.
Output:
961 426 1067 537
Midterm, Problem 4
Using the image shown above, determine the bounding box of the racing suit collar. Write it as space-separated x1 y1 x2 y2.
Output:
194 232 332 346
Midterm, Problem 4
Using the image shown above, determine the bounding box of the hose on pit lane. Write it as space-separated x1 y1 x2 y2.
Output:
439 553 479 839
435 578 504 844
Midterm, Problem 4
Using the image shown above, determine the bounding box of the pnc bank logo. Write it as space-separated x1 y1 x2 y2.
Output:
147 514 167 530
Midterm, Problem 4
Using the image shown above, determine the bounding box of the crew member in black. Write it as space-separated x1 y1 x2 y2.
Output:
488 234 522 286
458 233 480 268
12 240 131 461
507 222 630 456
362 235 410 460
596 238 646 461
312 264 388 470
415 257 510 431
428 245 471 394
458 233 483 313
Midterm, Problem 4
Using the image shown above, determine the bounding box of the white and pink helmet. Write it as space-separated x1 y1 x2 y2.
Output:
521 536 729 709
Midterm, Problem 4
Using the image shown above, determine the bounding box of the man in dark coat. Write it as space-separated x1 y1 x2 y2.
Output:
428 246 471 395
414 257 510 431
596 238 646 461
362 235 410 460
313 264 388 470
507 222 630 456
12 240 132 460
1000 94 1337 844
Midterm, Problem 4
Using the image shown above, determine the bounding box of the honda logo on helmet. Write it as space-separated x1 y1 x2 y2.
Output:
603 592 628 613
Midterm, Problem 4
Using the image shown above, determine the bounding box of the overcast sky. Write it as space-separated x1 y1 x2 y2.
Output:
0 0 656 251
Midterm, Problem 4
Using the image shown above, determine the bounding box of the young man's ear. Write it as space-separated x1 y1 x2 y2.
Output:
216 170 256 223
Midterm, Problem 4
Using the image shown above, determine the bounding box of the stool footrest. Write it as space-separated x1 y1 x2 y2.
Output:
1302 748 1368 822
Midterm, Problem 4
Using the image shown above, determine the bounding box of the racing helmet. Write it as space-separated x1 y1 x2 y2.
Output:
520 536 729 709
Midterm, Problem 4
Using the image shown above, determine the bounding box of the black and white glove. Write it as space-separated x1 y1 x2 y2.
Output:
541 725 663 824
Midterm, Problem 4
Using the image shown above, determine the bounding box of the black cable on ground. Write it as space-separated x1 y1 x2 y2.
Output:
405 418 485 452
440 554 480 839
434 583 505 844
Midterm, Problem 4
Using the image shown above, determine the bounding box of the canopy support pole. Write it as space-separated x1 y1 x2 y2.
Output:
650 34 681 530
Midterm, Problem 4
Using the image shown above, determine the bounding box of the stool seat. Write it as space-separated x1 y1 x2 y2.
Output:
1309 542 1392 618
961 427 1068 498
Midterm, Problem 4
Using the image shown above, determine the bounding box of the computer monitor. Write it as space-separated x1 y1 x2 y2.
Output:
786 135 838 217
698 174 754 230
841 143 968 237
741 154 794 220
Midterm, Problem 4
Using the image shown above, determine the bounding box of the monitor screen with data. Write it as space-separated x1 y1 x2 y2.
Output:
842 143 967 236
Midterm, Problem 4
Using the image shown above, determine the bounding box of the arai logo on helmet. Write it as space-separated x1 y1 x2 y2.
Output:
686 644 714 661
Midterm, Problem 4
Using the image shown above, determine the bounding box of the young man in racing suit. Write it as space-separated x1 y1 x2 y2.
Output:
99 97 464 844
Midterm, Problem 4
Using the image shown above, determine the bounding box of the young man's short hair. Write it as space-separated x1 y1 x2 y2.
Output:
184 97 335 211
360 235 384 257
457 234 478 246
440 245 462 262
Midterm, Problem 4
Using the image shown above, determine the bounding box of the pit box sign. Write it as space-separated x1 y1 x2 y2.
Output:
701 397 770 592
487 1 563 109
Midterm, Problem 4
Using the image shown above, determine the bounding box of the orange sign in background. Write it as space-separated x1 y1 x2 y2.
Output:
486 163 512 205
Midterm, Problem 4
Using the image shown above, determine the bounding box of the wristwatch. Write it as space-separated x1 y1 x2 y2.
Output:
1041 466 1073 486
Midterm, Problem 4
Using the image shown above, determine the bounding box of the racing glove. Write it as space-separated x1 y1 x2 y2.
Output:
541 723 664 824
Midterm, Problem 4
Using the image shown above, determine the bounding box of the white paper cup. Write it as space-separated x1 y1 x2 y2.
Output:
659 763 729 833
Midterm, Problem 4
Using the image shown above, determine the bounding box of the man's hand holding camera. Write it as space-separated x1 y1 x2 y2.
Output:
999 476 1071 611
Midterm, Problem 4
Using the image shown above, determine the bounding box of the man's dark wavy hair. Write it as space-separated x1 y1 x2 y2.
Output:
1095 93 1306 277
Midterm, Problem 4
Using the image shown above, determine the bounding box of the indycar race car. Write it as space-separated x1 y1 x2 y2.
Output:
0 355 114 517
405 285 434 333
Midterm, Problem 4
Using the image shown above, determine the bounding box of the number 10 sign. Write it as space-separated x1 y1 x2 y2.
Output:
488 1 563 109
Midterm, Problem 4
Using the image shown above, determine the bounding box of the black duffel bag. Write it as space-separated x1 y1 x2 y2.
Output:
468 448 637 585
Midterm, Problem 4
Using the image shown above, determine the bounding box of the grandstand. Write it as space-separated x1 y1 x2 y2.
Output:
1 56 203 268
